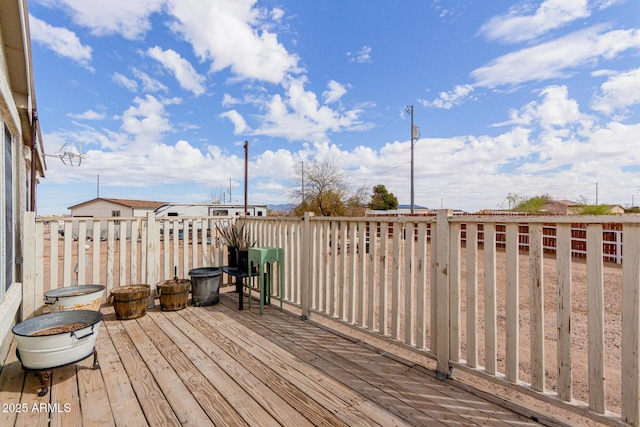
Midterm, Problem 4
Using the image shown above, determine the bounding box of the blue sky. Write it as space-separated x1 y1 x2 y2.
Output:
29 0 640 215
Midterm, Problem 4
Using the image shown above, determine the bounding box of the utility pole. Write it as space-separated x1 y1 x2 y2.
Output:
229 178 232 204
301 161 305 204
244 141 248 215
405 105 419 214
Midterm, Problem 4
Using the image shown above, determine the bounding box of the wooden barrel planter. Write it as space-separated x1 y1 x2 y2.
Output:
156 278 190 311
108 285 150 320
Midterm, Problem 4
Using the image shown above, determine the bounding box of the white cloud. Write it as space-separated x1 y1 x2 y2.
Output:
29 14 94 71
505 86 589 129
46 0 165 40
132 68 169 93
112 72 138 92
220 110 250 134
419 84 475 109
146 46 206 96
591 67 640 115
322 80 347 104
165 0 301 84
480 0 591 44
120 95 179 149
270 7 284 21
66 109 106 120
471 27 640 88
347 46 372 64
248 77 371 143
221 93 242 107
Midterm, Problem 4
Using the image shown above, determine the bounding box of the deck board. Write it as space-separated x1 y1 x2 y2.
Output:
1 291 550 426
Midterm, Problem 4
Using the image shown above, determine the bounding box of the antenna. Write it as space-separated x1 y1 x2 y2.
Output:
44 142 87 166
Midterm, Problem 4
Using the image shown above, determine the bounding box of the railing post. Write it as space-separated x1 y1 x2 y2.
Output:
435 209 452 379
145 212 159 308
21 211 36 320
622 223 640 425
301 212 312 319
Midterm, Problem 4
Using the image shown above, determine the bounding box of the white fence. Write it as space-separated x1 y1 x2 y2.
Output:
21 211 640 426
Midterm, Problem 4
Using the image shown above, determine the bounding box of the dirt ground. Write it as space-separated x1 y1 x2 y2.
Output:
307 244 622 427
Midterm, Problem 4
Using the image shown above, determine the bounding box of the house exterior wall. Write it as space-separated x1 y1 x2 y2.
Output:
0 0 45 366
71 200 135 217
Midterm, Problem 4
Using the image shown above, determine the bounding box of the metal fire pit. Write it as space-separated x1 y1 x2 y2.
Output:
12 310 103 396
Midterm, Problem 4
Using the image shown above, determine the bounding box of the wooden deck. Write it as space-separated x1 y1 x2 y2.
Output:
1 291 552 427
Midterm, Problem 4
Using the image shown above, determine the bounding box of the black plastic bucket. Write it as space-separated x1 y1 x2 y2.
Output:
188 267 222 306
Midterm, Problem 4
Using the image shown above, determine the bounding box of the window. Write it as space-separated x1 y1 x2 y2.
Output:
2 124 14 293
112 210 121 225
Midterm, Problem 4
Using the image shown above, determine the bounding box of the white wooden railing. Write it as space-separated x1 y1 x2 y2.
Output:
20 210 640 426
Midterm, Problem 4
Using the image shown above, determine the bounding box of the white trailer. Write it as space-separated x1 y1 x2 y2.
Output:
153 203 267 217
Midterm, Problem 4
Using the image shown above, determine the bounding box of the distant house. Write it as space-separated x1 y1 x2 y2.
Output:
541 200 625 215
605 204 626 214
69 197 167 218
541 200 582 215
0 0 47 365
64 198 167 240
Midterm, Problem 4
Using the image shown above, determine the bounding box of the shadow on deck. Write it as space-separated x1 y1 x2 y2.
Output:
1 290 558 426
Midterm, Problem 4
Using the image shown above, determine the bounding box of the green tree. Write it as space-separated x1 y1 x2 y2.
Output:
514 194 552 214
368 184 398 210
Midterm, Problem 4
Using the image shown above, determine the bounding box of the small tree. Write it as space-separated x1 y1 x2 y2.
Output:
290 155 366 216
514 194 552 214
578 204 613 215
368 184 398 210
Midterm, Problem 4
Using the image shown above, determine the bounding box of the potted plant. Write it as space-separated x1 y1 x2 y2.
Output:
235 230 256 273
216 221 253 269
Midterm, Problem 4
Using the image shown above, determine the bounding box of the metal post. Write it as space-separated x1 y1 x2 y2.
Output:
244 141 248 215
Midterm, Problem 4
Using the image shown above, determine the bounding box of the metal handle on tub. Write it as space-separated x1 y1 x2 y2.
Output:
44 296 58 305
72 325 95 340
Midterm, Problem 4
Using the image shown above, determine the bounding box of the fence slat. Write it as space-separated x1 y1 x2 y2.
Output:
367 220 377 331
484 222 497 375
391 222 401 339
416 222 427 350
404 222 415 345
379 221 389 335
557 223 572 401
107 221 115 294
530 223 545 392
119 221 127 287
505 223 519 383
466 222 478 368
92 221 100 285
63 222 73 287
587 223 605 414
78 221 87 286
358 220 367 328
131 220 139 284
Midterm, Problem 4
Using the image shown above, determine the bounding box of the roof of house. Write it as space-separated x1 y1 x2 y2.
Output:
544 200 581 206
68 198 167 210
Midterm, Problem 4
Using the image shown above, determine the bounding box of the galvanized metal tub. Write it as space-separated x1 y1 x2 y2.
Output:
12 310 103 370
44 285 105 312
189 267 222 306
